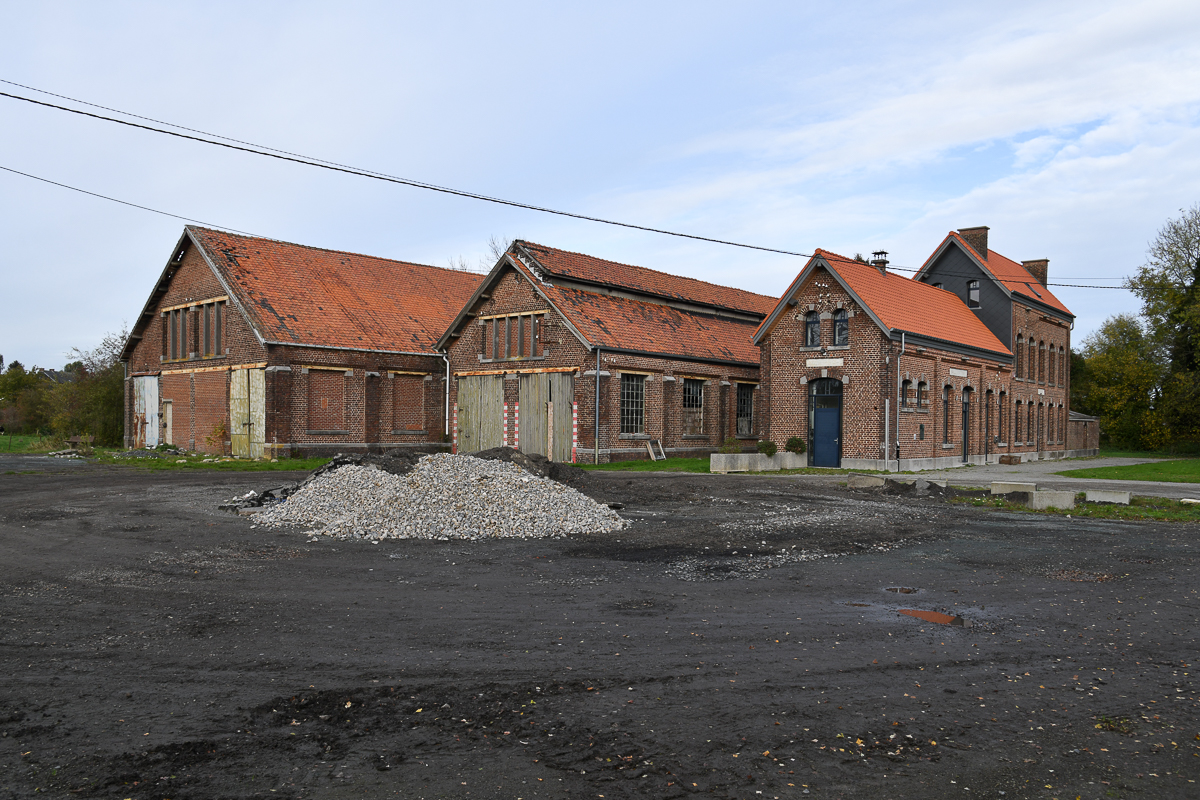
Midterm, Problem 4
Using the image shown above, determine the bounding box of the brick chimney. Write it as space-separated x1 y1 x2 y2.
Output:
870 250 889 276
1022 258 1049 286
957 226 989 259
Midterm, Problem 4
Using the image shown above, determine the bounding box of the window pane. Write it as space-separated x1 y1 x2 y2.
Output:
833 310 848 346
736 384 754 436
967 280 980 308
805 312 820 347
620 374 645 434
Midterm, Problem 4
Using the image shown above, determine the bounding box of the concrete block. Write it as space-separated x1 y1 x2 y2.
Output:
848 473 887 489
776 452 807 470
709 453 777 473
991 481 1037 495
1181 498 1200 505
1027 490 1076 510
1085 490 1131 505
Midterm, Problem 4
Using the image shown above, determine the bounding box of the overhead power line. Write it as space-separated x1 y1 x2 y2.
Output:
0 80 1132 289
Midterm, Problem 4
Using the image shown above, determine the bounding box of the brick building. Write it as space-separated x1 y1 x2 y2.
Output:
753 228 1089 469
436 241 776 462
120 227 481 457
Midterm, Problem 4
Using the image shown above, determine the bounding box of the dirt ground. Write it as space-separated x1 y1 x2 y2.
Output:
1 460 1198 800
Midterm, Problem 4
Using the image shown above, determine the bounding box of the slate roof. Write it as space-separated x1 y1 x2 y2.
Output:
944 232 1072 316
188 227 484 353
514 241 777 316
757 249 1012 356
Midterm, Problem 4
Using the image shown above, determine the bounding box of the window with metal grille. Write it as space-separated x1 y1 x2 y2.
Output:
942 385 951 443
805 311 820 347
736 383 754 436
967 280 980 308
998 391 1007 442
682 378 704 435
833 309 848 346
620 373 645 434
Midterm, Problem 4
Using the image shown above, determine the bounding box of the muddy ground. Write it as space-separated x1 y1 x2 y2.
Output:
1 460 1197 800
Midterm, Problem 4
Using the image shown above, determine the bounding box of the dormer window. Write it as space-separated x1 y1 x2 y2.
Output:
967 280 980 308
932 282 943 290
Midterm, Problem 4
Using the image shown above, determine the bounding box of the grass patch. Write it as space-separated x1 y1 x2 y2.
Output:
1093 714 1135 734
1055 459 1200 484
95 451 330 473
0 433 62 453
952 493 1200 522
580 457 711 473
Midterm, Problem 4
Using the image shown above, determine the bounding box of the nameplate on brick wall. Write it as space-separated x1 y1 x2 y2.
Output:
948 368 968 377
1038 388 1045 395
805 358 844 368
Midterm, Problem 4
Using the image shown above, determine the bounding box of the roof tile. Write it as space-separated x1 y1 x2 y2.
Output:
945 232 1072 315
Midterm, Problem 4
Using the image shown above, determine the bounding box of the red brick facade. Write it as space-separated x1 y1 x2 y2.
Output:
442 257 762 463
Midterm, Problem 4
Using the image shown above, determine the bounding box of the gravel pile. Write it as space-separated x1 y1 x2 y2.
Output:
255 453 626 541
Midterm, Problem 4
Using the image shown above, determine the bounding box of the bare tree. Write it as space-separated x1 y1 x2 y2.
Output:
446 236 514 273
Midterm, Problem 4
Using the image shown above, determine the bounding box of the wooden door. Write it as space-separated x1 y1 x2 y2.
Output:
133 375 159 448
457 375 504 453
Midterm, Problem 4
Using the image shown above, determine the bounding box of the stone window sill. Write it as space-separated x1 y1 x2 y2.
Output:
391 430 427 436
827 344 850 350
995 442 1008 448
941 443 956 450
477 355 547 363
681 434 708 440
619 433 650 440
307 430 350 436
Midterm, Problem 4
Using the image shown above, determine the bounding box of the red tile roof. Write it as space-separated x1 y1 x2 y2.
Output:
189 227 484 353
514 241 777 316
946 232 1072 316
544 283 762 365
759 250 1011 356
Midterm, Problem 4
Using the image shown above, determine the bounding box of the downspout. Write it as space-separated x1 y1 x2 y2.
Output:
895 332 904 472
594 346 601 464
442 354 450 437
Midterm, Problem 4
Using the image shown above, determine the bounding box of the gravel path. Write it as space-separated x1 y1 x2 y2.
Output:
255 453 626 540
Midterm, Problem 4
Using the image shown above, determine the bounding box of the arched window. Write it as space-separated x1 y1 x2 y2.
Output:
805 311 820 347
1059 346 1065 386
998 391 1007 442
942 385 952 443
1038 341 1045 383
1015 400 1022 443
833 309 849 346
1027 403 1035 444
1015 336 1024 378
917 381 928 407
900 379 912 407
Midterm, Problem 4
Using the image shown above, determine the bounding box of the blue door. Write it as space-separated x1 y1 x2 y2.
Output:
813 408 840 466
809 379 842 467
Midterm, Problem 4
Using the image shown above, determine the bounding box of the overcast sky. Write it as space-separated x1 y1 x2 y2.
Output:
3 1 1199 369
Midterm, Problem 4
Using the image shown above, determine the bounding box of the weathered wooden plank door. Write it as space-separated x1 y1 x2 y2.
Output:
133 376 159 448
457 375 504 453
519 373 575 461
163 401 174 447
230 367 266 459
230 368 250 457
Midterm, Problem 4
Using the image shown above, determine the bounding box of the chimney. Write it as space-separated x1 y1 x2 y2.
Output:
870 250 889 276
1022 258 1049 287
957 226 989 258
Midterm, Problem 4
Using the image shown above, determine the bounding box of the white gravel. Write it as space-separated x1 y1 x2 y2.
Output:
255 453 627 541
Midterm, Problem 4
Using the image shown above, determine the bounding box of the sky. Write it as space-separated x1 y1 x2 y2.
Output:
3 1 1200 369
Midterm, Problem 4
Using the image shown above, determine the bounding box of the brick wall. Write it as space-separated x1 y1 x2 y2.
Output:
444 267 760 462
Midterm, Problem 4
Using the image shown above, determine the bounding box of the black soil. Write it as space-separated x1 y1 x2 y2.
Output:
1 460 1197 799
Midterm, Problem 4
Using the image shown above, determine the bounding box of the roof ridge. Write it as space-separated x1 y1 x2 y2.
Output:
515 239 777 302
187 226 483 276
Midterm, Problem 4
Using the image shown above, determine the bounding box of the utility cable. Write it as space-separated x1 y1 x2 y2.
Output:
0 82 1137 289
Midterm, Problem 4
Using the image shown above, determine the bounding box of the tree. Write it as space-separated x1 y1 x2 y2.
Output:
1125 202 1200 347
48 326 128 445
1079 315 1166 450
0 361 50 434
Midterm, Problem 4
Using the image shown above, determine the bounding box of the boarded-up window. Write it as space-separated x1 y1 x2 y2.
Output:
531 315 540 356
307 370 346 432
682 378 704 435
392 374 425 432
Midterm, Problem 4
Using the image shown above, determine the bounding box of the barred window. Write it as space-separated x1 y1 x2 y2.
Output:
736 383 754 436
833 309 848 346
682 378 704 436
805 311 820 347
620 373 645 434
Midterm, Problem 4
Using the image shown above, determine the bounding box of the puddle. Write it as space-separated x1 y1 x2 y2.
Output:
886 587 919 594
898 609 971 627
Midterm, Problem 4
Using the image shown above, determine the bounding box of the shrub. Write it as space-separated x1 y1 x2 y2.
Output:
718 436 740 454
756 439 777 457
785 436 806 454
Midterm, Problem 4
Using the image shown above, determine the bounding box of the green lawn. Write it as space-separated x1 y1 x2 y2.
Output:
580 457 712 473
1055 459 1200 484
954 493 1200 522
0 433 62 453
